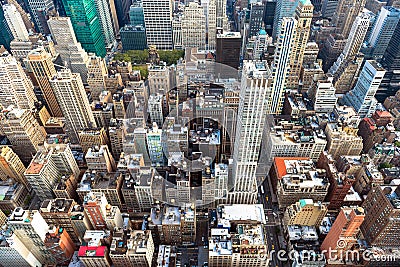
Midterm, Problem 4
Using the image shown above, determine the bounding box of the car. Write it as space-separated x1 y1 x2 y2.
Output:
271 245 275 250
265 196 269 201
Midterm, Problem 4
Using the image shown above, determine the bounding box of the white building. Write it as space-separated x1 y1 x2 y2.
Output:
182 2 207 50
87 55 108 101
2 4 29 41
229 61 272 204
310 76 337 113
343 60 386 118
148 94 164 128
0 52 37 110
47 17 90 83
269 17 296 114
142 0 173 50
50 69 97 143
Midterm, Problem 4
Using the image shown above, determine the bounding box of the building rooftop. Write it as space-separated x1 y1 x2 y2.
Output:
40 198 74 213
78 246 106 257
382 185 400 209
110 229 152 255
162 206 181 225
287 225 318 241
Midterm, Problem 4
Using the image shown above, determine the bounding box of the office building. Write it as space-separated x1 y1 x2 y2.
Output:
0 228 41 267
284 199 327 226
320 207 365 254
50 69 97 143
62 0 106 57
0 52 37 110
109 229 154 267
142 0 173 50
216 32 241 69
0 2 13 50
367 6 400 59
83 192 109 230
0 107 46 164
147 124 164 166
114 0 131 28
27 48 63 117
93 0 115 46
361 185 400 247
249 2 265 37
85 145 116 173
286 0 313 89
8 208 55 265
272 0 299 40
120 25 147 51
325 122 363 160
26 0 55 33
208 205 268 267
2 4 29 41
0 146 28 188
40 199 80 244
309 75 337 113
270 157 329 208
78 231 112 266
269 17 296 114
44 226 75 265
148 94 164 128
331 0 366 38
47 17 90 83
129 1 145 25
229 61 272 204
147 61 170 95
343 60 386 118
87 55 107 101
78 127 109 153
0 181 28 211
182 2 207 50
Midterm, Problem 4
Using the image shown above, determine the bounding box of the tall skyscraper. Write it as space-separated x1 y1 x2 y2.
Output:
27 48 63 117
0 52 37 110
142 0 173 50
272 0 299 40
49 69 97 143
332 0 366 38
93 0 115 46
62 0 107 57
366 6 400 59
182 2 206 50
329 10 371 75
114 0 131 27
269 17 296 114
378 18 400 101
0 2 14 50
263 0 276 36
129 1 145 25
26 0 55 33
216 0 227 29
208 0 217 50
2 4 29 41
0 106 46 165
249 2 265 37
343 60 386 118
286 0 313 89
229 61 272 204
47 17 90 83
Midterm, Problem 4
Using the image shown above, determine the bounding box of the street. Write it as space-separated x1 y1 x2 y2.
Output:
259 177 290 267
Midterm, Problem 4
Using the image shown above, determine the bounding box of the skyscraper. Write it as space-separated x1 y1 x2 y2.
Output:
0 2 14 50
269 17 296 114
26 0 55 33
182 2 206 50
2 4 29 41
62 0 107 57
263 0 276 36
286 0 313 89
0 146 29 189
331 0 366 38
0 106 46 165
49 69 97 143
216 0 227 29
87 55 108 100
249 2 265 37
0 52 37 110
93 0 115 46
343 60 386 118
367 6 400 59
229 61 272 204
378 17 400 101
272 0 299 40
47 17 90 83
114 0 131 28
27 48 63 117
208 0 217 50
142 0 173 50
